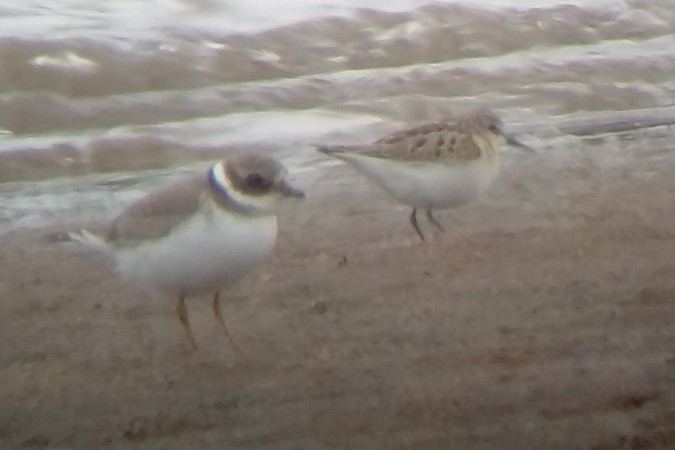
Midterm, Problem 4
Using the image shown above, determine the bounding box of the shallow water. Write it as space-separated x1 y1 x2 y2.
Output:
1 0 674 230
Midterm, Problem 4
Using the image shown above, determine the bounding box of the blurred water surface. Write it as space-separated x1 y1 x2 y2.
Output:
1 0 673 229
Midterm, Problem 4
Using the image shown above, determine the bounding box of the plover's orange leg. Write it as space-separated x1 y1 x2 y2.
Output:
212 293 241 354
175 295 198 350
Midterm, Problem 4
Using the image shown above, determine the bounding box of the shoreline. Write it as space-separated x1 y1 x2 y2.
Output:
1 133 675 448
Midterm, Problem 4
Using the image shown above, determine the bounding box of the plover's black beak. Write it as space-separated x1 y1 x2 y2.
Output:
277 180 306 199
506 135 536 152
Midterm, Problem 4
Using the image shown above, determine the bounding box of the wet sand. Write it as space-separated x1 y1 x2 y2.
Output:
1 132 675 449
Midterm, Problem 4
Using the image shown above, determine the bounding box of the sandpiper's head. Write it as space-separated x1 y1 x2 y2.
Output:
209 152 305 214
462 107 534 153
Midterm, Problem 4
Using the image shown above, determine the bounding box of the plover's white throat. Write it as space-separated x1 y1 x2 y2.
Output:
63 152 305 351
317 107 533 241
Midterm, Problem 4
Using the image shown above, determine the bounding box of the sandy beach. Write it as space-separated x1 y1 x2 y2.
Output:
1 131 675 449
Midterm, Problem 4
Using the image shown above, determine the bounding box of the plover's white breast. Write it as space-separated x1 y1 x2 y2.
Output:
115 201 278 297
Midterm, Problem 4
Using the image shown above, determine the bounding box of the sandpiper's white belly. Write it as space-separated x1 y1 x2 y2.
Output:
115 206 278 296
344 154 498 209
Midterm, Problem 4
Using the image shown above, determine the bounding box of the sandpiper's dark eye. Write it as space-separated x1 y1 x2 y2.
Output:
489 124 502 135
246 173 270 189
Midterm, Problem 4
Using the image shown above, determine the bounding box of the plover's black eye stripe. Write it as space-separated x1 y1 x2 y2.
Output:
246 173 271 190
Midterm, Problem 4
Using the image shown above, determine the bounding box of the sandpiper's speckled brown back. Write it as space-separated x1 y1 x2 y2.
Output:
374 121 481 162
320 107 505 164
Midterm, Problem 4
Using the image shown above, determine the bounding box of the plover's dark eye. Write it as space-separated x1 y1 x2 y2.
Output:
489 124 502 135
246 173 270 189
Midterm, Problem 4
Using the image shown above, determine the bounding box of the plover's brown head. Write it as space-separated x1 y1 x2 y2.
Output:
208 152 305 214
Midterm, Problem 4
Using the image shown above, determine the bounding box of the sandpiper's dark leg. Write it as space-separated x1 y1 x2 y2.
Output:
175 295 198 350
212 293 241 353
409 208 426 241
426 209 445 233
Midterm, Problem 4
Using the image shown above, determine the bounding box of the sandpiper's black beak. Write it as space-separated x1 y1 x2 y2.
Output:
277 180 306 199
506 135 536 152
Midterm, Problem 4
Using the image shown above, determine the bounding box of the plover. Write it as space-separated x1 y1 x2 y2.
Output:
317 107 533 241
62 152 305 351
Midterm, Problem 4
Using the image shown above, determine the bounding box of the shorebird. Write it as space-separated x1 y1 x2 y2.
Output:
61 152 305 351
317 107 533 241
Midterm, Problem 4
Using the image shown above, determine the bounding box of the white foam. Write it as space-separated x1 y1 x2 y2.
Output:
0 0 621 39
119 109 386 147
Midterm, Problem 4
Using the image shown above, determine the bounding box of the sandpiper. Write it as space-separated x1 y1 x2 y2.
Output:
317 107 533 241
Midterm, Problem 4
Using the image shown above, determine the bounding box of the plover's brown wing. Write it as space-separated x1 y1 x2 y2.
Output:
318 122 482 163
107 173 207 247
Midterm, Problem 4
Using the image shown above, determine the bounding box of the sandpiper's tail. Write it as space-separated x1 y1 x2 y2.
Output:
316 144 352 155
316 143 379 158
47 229 111 255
